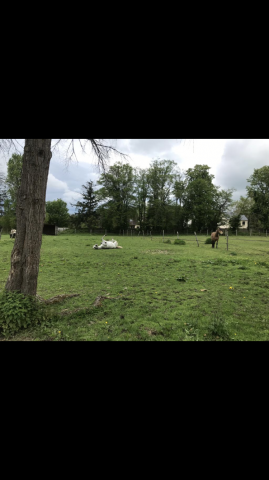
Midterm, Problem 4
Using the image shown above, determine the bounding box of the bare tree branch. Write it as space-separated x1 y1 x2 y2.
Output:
85 139 130 172
1 138 130 173
54 139 130 172
0 139 23 155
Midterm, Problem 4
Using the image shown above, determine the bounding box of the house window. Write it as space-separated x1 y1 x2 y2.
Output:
242 221 245 225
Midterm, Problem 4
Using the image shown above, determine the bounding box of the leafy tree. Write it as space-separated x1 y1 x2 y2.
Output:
6 153 23 211
71 181 99 230
97 163 136 230
211 188 235 230
171 171 186 232
45 199 70 227
229 214 241 230
246 166 269 229
134 168 149 230
183 165 233 232
0 172 7 218
146 159 178 231
0 199 16 232
0 171 16 232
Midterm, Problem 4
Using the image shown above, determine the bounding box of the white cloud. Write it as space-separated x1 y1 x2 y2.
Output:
47 173 67 193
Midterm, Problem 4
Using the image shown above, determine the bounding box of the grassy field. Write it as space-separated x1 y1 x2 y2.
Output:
1 232 269 341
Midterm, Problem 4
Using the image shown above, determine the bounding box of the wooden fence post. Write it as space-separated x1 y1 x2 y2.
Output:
163 230 164 242
194 232 199 247
226 231 228 251
177 231 179 239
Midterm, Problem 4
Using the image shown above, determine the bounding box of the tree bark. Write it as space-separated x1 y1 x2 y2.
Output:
5 139 52 295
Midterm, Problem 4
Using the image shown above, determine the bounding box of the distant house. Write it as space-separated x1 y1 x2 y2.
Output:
43 224 58 235
239 215 248 229
129 220 140 230
218 215 248 230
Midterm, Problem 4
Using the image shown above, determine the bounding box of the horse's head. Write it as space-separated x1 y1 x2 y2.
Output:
217 228 223 235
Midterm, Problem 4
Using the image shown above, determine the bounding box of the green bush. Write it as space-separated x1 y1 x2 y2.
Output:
174 239 186 245
205 237 212 244
0 291 56 337
207 318 230 340
163 239 171 244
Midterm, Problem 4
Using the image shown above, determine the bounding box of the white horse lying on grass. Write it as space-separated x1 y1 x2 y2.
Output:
93 235 123 250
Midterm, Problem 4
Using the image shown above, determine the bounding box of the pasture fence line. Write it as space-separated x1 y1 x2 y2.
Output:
69 227 269 239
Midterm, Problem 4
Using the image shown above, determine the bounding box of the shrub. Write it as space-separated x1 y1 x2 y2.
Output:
207 318 230 340
0 291 56 337
163 239 171 244
174 239 186 245
205 238 212 244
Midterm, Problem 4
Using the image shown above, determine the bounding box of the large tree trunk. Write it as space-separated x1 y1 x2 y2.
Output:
5 139 52 295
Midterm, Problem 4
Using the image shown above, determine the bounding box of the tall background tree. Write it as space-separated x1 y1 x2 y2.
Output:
182 165 233 232
0 171 8 225
97 162 136 231
6 153 23 210
134 168 149 231
71 181 99 231
0 154 23 232
146 159 178 232
45 199 70 227
246 166 269 230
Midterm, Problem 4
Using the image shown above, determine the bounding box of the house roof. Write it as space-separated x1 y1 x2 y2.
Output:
240 215 248 221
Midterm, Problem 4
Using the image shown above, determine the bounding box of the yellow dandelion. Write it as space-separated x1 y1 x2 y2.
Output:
58 331 61 333
105 322 108 324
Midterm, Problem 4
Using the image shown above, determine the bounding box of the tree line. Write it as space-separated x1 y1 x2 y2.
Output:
71 161 235 234
3 154 268 235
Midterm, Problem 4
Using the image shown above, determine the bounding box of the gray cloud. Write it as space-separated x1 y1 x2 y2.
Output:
128 139 181 157
215 139 269 200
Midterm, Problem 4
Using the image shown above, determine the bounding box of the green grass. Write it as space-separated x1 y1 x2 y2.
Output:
1 233 269 341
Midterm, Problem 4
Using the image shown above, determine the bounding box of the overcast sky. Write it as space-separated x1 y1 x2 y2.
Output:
1 139 269 213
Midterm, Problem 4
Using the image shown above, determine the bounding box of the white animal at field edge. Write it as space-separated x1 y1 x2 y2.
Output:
93 235 123 250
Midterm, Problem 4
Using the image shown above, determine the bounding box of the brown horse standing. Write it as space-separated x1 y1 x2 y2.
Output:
211 227 223 248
